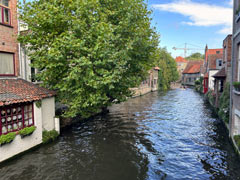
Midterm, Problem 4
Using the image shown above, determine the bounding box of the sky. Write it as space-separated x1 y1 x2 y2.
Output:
20 0 233 58
147 0 233 58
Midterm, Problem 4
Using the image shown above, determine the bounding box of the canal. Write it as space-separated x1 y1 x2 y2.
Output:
0 89 240 180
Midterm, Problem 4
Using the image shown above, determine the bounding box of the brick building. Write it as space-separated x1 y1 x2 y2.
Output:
213 35 232 108
175 56 188 78
0 0 59 163
203 46 223 93
131 67 159 97
230 0 240 141
0 0 19 76
182 60 203 86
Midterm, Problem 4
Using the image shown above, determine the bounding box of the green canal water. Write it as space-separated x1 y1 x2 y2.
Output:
0 89 240 180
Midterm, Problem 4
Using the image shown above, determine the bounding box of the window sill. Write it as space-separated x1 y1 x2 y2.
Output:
0 23 13 28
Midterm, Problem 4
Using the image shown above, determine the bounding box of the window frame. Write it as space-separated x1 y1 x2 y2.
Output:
238 44 240 81
0 51 15 76
0 2 11 26
0 103 34 136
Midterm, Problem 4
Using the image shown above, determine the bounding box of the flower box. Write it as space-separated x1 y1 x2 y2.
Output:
18 126 36 139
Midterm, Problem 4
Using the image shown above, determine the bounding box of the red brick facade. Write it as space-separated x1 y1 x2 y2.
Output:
0 0 19 76
223 35 232 68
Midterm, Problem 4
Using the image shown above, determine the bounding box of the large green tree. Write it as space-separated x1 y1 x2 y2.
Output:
186 52 204 61
18 0 159 117
154 48 179 90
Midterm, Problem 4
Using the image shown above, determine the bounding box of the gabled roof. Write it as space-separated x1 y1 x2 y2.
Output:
208 54 223 69
213 67 226 78
0 79 56 106
175 56 188 63
206 49 223 55
182 60 203 74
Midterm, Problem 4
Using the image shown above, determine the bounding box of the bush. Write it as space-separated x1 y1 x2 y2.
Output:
0 132 16 146
195 80 200 85
206 90 215 106
18 126 36 138
233 82 240 91
218 83 230 123
42 130 59 144
234 135 240 149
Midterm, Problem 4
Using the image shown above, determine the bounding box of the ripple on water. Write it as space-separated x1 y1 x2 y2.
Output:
0 89 240 180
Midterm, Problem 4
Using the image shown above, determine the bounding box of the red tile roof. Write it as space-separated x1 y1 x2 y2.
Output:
0 79 56 106
206 49 223 55
176 56 188 63
182 61 203 74
208 54 223 69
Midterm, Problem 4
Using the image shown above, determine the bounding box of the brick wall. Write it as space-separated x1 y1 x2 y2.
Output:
0 0 19 76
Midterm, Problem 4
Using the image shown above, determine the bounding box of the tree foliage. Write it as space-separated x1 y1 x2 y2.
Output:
154 48 179 90
186 53 204 61
18 0 159 117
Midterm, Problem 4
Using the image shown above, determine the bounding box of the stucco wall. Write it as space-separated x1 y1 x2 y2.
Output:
0 102 42 163
42 97 56 131
208 70 218 90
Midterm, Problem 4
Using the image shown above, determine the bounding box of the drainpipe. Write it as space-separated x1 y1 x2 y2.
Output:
229 2 235 138
24 48 27 80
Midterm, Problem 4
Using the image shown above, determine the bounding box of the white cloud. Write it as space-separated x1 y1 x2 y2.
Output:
152 0 233 34
228 0 233 7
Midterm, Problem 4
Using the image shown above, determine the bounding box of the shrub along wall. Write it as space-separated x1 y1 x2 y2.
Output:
218 83 230 124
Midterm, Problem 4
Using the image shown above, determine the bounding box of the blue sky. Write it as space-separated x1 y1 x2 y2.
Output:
147 0 233 57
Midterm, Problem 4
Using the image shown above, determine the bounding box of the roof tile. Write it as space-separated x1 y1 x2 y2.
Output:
0 79 56 106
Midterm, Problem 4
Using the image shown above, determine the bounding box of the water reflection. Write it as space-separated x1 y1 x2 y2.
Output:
0 89 240 180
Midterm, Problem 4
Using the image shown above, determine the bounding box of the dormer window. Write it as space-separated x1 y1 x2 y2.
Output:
0 0 10 25
216 51 220 54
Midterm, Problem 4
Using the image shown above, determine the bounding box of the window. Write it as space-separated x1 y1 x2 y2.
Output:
0 52 14 75
218 60 222 67
0 103 34 135
0 0 10 25
0 0 9 6
216 51 220 54
238 44 240 81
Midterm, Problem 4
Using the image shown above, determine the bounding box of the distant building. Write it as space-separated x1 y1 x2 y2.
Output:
175 56 188 78
132 67 159 97
203 46 223 93
213 35 232 108
182 60 203 86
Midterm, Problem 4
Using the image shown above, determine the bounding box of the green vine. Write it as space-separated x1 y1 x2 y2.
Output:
36 100 42 108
